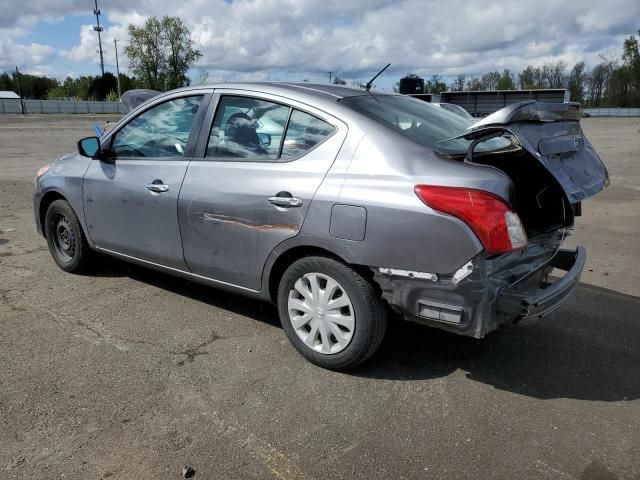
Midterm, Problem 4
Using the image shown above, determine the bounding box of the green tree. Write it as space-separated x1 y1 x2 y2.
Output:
46 85 69 100
118 73 139 93
105 90 120 102
0 72 13 91
162 16 202 89
518 65 544 89
88 73 118 100
125 16 201 91
496 69 516 90
425 74 447 94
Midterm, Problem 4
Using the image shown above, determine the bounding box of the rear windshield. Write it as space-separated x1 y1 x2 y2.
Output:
340 95 510 155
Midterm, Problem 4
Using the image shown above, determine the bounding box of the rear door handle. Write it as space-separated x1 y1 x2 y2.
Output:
268 196 303 208
146 183 170 193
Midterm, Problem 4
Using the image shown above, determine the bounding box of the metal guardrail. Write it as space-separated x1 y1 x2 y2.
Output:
583 108 640 117
0 98 126 114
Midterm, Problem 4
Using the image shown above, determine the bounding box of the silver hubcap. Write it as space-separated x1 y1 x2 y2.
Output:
287 272 355 355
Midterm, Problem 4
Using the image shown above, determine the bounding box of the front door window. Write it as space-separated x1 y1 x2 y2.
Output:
111 96 203 158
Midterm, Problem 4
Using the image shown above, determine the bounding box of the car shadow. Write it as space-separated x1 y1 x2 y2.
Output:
93 257 281 328
356 283 640 402
93 258 640 402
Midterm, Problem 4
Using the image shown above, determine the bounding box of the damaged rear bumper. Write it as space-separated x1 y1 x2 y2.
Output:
496 247 585 320
372 234 585 338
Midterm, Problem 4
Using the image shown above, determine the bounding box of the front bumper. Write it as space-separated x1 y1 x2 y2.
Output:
33 189 44 236
372 236 585 338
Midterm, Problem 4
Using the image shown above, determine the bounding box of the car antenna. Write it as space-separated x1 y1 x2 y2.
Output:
365 63 391 92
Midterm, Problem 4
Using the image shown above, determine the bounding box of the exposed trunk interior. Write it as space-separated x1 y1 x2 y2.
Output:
470 148 574 237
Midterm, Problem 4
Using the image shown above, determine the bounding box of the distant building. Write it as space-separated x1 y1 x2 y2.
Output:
0 91 20 99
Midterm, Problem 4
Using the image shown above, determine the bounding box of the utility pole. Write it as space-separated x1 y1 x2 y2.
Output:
114 38 122 100
328 71 333 84
15 66 25 115
93 0 105 76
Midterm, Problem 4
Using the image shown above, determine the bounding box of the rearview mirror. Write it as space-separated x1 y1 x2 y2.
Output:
257 133 271 147
77 136 101 158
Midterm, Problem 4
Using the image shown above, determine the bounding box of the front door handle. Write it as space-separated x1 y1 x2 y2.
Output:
268 195 303 208
146 181 170 193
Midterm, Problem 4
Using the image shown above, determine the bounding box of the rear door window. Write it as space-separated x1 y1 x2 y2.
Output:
207 96 289 161
280 110 336 160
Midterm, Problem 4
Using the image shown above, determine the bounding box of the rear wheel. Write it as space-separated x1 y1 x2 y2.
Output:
44 199 94 273
277 256 387 370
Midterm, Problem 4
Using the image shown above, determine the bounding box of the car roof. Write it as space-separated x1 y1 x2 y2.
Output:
168 82 395 104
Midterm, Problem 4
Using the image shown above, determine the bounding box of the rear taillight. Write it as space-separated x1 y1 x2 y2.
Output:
415 185 527 254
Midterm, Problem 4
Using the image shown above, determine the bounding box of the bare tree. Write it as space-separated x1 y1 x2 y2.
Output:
587 63 610 106
568 62 586 103
466 76 484 91
481 71 501 90
542 60 567 88
452 74 466 91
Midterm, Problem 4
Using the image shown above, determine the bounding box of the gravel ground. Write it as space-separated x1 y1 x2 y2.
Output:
0 114 639 479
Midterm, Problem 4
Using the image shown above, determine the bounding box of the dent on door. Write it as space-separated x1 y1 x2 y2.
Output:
178 130 346 291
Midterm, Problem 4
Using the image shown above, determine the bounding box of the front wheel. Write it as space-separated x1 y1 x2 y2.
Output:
277 256 387 370
44 199 95 273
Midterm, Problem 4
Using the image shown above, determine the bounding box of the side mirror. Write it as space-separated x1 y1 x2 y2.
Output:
77 136 101 158
257 133 271 147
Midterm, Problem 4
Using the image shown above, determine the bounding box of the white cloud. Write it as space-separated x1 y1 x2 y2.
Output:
0 0 638 85
0 36 56 71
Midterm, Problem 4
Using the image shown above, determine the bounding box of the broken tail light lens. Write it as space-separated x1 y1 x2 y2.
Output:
414 185 527 254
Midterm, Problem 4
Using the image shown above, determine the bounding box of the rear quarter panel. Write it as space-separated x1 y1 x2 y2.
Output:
299 122 514 275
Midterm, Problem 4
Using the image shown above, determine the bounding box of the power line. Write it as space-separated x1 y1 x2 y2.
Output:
93 0 105 76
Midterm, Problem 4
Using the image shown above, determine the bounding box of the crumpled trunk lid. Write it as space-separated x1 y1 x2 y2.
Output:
458 101 609 204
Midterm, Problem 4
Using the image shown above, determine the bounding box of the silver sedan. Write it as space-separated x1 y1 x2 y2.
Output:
34 83 608 369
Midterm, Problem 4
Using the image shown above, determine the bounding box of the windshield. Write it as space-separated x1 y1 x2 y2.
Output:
340 95 510 155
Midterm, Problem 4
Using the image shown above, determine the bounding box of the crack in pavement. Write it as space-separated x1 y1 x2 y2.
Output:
171 332 221 366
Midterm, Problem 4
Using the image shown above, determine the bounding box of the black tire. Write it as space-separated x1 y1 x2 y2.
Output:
44 199 95 273
277 256 387 370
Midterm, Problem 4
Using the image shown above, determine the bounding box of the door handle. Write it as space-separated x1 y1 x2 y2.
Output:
268 196 303 208
146 183 170 193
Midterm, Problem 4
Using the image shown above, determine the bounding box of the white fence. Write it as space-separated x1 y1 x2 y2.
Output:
0 98 126 114
583 108 640 117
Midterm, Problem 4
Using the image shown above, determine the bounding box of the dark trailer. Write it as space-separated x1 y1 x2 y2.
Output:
438 89 569 117
399 74 425 95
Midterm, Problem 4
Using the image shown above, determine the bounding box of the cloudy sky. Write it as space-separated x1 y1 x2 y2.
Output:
0 0 638 89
